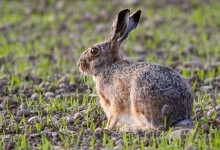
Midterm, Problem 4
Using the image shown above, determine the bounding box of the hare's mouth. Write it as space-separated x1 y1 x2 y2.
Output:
78 60 89 74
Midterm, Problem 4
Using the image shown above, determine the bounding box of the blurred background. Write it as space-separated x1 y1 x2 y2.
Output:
0 0 219 78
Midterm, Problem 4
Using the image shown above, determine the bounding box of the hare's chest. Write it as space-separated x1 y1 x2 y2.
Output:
97 90 111 117
96 78 131 109
97 77 130 100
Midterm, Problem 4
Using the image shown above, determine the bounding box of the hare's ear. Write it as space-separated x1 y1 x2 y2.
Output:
110 9 130 42
110 9 141 43
119 10 141 42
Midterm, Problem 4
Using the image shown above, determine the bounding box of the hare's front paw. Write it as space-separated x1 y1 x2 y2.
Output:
105 115 119 130
119 124 131 132
119 125 150 133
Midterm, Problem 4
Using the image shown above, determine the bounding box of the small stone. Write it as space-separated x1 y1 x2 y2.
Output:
82 121 87 127
52 132 58 137
52 117 59 127
13 116 21 122
55 95 62 99
17 109 31 117
78 84 88 92
20 103 28 110
88 93 99 98
169 128 192 139
146 130 153 136
4 135 11 142
25 74 42 84
95 142 102 148
0 74 8 80
215 105 220 111
94 127 103 137
73 75 81 83
28 116 41 124
204 78 214 85
53 114 60 120
84 128 93 135
7 141 15 150
214 81 220 88
217 111 220 116
183 61 203 68
19 94 26 99
59 75 70 83
195 108 203 114
31 93 39 100
201 124 210 133
39 83 46 88
56 88 65 94
141 137 151 146
30 133 41 138
207 109 215 117
77 105 85 111
45 92 55 98
200 117 205 121
206 105 213 111
59 83 67 88
65 116 75 124
81 145 90 150
112 145 123 150
216 118 220 124
19 125 25 130
200 86 213 92
73 112 84 120
115 138 124 146
184 145 194 150
0 103 6 110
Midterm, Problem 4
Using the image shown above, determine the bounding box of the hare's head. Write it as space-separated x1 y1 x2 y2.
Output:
78 9 141 76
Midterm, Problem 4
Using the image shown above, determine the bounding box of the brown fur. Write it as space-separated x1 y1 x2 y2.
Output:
77 9 193 131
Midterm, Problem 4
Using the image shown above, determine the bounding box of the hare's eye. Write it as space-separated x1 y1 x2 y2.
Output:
90 48 99 55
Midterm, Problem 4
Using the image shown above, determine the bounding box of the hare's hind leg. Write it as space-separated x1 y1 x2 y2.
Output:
131 103 155 130
131 104 147 127
119 108 156 132
130 82 157 130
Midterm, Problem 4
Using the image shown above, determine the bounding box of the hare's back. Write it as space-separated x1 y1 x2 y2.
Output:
130 62 191 99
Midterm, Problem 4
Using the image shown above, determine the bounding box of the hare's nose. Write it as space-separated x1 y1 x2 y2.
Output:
77 62 80 67
79 55 86 62
77 57 86 67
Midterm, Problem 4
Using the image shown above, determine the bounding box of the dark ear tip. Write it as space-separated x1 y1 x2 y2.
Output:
118 9 130 16
118 9 130 20
122 9 130 13
137 10 141 14
133 10 141 23
135 10 141 17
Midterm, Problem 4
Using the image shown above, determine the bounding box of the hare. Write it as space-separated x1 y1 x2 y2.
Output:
77 9 193 131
